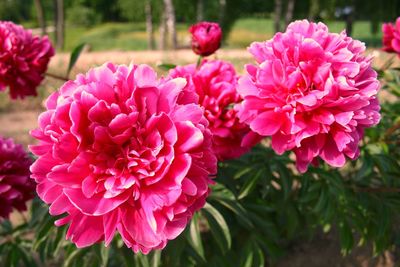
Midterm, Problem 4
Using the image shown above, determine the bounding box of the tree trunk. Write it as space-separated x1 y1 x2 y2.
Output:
345 15 353 37
145 0 155 50
274 0 282 33
54 0 64 50
218 0 226 25
308 0 319 21
196 0 204 22
158 10 167 50
285 0 296 27
34 0 46 36
163 0 177 50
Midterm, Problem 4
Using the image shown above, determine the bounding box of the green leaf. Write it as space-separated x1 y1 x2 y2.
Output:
157 63 177 71
252 243 265 267
338 220 354 255
63 248 89 267
240 242 254 267
275 161 293 200
238 169 263 199
211 197 254 228
313 188 328 213
135 253 150 267
93 244 109 267
186 213 205 260
233 166 253 180
150 250 161 267
67 43 86 77
33 214 55 250
202 203 231 253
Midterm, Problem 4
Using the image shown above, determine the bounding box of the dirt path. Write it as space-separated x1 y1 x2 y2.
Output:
0 110 40 148
49 48 253 76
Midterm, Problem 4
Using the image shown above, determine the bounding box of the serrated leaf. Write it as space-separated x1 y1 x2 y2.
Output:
67 43 85 77
202 203 231 253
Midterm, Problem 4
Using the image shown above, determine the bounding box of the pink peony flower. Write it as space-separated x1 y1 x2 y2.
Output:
236 20 380 173
382 18 400 54
0 136 34 219
0 21 54 99
169 60 261 161
30 63 217 253
189 22 222 57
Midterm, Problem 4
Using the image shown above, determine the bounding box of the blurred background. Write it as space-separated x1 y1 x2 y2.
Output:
1 0 400 52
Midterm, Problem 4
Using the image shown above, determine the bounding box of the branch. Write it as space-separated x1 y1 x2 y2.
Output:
384 121 400 139
45 72 68 82
352 186 400 193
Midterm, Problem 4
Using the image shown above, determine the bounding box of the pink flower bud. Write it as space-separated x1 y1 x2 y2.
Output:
189 21 222 57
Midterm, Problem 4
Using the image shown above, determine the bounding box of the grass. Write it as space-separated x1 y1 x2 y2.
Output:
55 18 383 52
226 18 382 48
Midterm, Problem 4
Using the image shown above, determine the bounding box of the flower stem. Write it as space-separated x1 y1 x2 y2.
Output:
45 72 69 82
196 56 203 68
381 54 396 71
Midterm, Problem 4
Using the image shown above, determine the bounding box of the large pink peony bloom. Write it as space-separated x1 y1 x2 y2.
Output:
0 136 34 219
169 60 261 161
382 18 400 54
30 63 217 253
236 20 380 172
0 21 54 99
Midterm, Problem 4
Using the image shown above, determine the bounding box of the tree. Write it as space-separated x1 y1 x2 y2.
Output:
34 0 46 36
197 0 204 22
308 0 320 21
54 0 64 50
164 0 177 49
218 0 226 25
159 9 167 50
274 0 283 32
285 0 296 27
145 0 155 50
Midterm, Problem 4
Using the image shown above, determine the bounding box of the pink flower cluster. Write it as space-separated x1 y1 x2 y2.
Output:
30 63 217 253
28 19 382 254
382 18 400 54
0 21 54 99
236 20 380 172
169 60 260 160
0 136 34 219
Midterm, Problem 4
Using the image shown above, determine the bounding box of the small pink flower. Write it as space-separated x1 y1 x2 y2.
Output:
382 18 400 54
236 20 380 173
0 136 34 219
169 60 261 161
0 21 54 99
189 22 222 57
30 63 217 253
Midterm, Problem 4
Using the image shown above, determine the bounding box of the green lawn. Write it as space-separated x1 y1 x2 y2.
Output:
48 18 382 52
